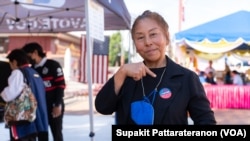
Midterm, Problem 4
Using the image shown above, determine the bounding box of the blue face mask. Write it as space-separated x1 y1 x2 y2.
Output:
130 96 154 125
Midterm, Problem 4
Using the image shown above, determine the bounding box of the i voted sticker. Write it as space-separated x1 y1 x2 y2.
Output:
159 88 172 99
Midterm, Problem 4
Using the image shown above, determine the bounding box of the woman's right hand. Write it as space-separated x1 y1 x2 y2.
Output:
114 62 156 94
122 62 156 81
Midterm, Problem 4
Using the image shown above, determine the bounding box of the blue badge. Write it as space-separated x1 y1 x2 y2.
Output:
159 88 172 99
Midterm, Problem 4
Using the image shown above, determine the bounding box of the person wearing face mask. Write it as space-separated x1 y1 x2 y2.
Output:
22 43 66 141
95 10 216 125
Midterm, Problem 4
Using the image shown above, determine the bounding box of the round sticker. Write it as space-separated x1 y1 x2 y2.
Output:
159 88 172 99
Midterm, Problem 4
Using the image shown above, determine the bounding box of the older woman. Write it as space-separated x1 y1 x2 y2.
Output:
95 10 216 125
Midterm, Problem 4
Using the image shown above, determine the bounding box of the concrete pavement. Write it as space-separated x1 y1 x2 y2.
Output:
0 114 114 141
0 96 114 141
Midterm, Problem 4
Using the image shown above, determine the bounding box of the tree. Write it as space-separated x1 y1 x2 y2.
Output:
109 32 129 66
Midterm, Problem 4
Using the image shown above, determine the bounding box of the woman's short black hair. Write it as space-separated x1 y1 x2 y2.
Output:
7 49 29 66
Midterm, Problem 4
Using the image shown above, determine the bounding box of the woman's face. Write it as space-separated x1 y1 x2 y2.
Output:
133 18 169 64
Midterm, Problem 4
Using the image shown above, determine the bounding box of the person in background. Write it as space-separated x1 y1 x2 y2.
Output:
231 70 244 85
22 42 66 141
95 10 216 125
205 71 217 85
235 63 247 85
1 49 48 141
198 71 213 86
224 63 232 84
198 71 207 85
205 60 216 77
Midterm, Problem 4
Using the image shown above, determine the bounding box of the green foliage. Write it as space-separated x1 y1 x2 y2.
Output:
109 32 129 66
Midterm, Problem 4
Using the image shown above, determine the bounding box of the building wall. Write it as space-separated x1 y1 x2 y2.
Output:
8 36 55 53
6 34 81 81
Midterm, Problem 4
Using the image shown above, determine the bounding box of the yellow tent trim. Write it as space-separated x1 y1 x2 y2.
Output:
194 50 225 60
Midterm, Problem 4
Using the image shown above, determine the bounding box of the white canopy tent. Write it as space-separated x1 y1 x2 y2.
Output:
0 0 131 33
174 10 250 71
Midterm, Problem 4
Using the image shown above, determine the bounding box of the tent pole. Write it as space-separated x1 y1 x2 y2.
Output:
85 0 95 140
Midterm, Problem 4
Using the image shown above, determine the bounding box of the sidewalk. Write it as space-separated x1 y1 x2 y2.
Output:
0 114 114 141
0 95 114 141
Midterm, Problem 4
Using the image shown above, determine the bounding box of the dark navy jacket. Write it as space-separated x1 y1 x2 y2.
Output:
95 56 216 125
14 66 48 139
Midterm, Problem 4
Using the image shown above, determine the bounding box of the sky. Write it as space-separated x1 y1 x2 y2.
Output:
124 0 250 37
